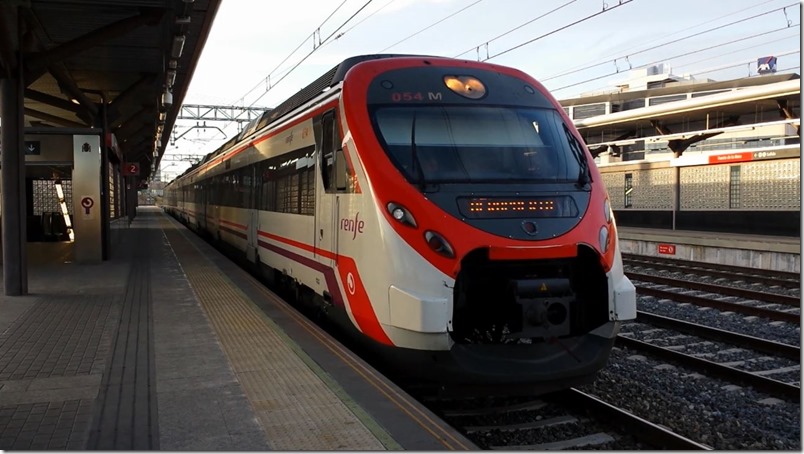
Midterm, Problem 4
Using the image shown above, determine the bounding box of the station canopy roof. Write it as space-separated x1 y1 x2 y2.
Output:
0 0 221 182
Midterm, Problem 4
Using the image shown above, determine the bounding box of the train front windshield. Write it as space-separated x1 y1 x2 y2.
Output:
372 106 585 184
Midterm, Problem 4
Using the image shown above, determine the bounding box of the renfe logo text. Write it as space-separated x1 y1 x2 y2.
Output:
341 212 364 240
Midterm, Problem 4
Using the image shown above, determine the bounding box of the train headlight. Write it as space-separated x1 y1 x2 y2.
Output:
599 226 610 253
604 198 612 224
387 202 417 228
444 75 486 99
425 230 455 258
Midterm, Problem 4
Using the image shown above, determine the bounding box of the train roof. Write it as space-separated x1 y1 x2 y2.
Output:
170 54 434 183
261 54 432 128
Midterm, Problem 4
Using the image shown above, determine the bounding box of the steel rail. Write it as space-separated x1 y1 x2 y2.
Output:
623 254 800 282
624 256 799 289
636 311 800 360
616 336 800 401
635 285 799 323
628 272 800 307
556 388 713 450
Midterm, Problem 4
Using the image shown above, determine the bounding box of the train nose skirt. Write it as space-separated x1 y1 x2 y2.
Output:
509 278 572 339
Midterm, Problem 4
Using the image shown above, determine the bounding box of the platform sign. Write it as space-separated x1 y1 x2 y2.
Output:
79 196 96 220
122 162 140 176
707 152 753 164
757 56 777 74
0 140 41 155
24 141 41 155
673 147 800 167
73 134 102 264
708 149 799 164
657 244 676 255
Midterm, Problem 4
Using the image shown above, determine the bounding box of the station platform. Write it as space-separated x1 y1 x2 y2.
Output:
617 226 800 273
0 206 475 450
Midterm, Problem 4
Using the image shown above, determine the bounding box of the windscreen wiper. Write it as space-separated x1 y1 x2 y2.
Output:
411 112 425 190
563 124 591 190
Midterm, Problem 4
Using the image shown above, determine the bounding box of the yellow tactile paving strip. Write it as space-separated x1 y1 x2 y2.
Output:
160 223 389 450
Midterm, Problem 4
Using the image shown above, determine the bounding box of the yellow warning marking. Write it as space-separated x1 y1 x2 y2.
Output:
160 221 388 451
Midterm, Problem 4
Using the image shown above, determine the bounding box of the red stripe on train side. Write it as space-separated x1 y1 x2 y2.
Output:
332 255 391 344
250 101 340 149
220 219 247 230
192 100 340 175
256 229 392 345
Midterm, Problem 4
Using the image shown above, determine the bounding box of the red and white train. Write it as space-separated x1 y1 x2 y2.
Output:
163 55 636 393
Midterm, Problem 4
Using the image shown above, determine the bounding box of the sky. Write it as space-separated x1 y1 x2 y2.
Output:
160 0 802 179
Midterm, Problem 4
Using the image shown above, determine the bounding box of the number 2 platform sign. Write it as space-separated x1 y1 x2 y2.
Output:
122 162 140 176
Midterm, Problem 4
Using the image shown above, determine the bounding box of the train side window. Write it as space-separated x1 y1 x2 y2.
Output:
259 164 276 211
321 110 336 192
319 109 353 193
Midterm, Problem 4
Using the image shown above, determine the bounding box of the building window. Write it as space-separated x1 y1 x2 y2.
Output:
624 173 633 208
729 165 741 209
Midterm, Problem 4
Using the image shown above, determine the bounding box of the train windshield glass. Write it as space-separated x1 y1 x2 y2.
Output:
372 106 584 184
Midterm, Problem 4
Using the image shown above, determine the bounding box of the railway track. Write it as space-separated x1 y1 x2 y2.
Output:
635 285 797 323
628 272 800 307
634 311 799 360
629 275 799 324
416 255 801 450
617 332 800 401
418 389 709 450
623 254 800 289
624 268 801 400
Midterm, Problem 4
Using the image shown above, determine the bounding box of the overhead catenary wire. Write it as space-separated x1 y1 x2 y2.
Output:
673 35 799 74
452 0 578 60
169 0 801 161
322 0 398 46
542 1 800 82
245 0 375 108
635 23 799 79
198 0 376 146
481 0 634 61
551 23 800 93
543 0 782 79
231 0 350 107
377 0 485 53
689 49 800 77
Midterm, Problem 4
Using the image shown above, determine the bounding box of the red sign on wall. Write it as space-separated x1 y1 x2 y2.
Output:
707 152 752 164
657 244 677 255
122 162 140 176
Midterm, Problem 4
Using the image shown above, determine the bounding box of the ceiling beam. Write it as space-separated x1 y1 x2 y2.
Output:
108 73 158 128
24 88 83 115
115 114 152 140
23 7 166 73
24 107 86 128
113 105 151 132
47 63 98 121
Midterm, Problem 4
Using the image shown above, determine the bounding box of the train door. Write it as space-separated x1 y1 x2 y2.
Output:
314 110 341 268
246 165 258 263
198 181 207 232
211 175 221 240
